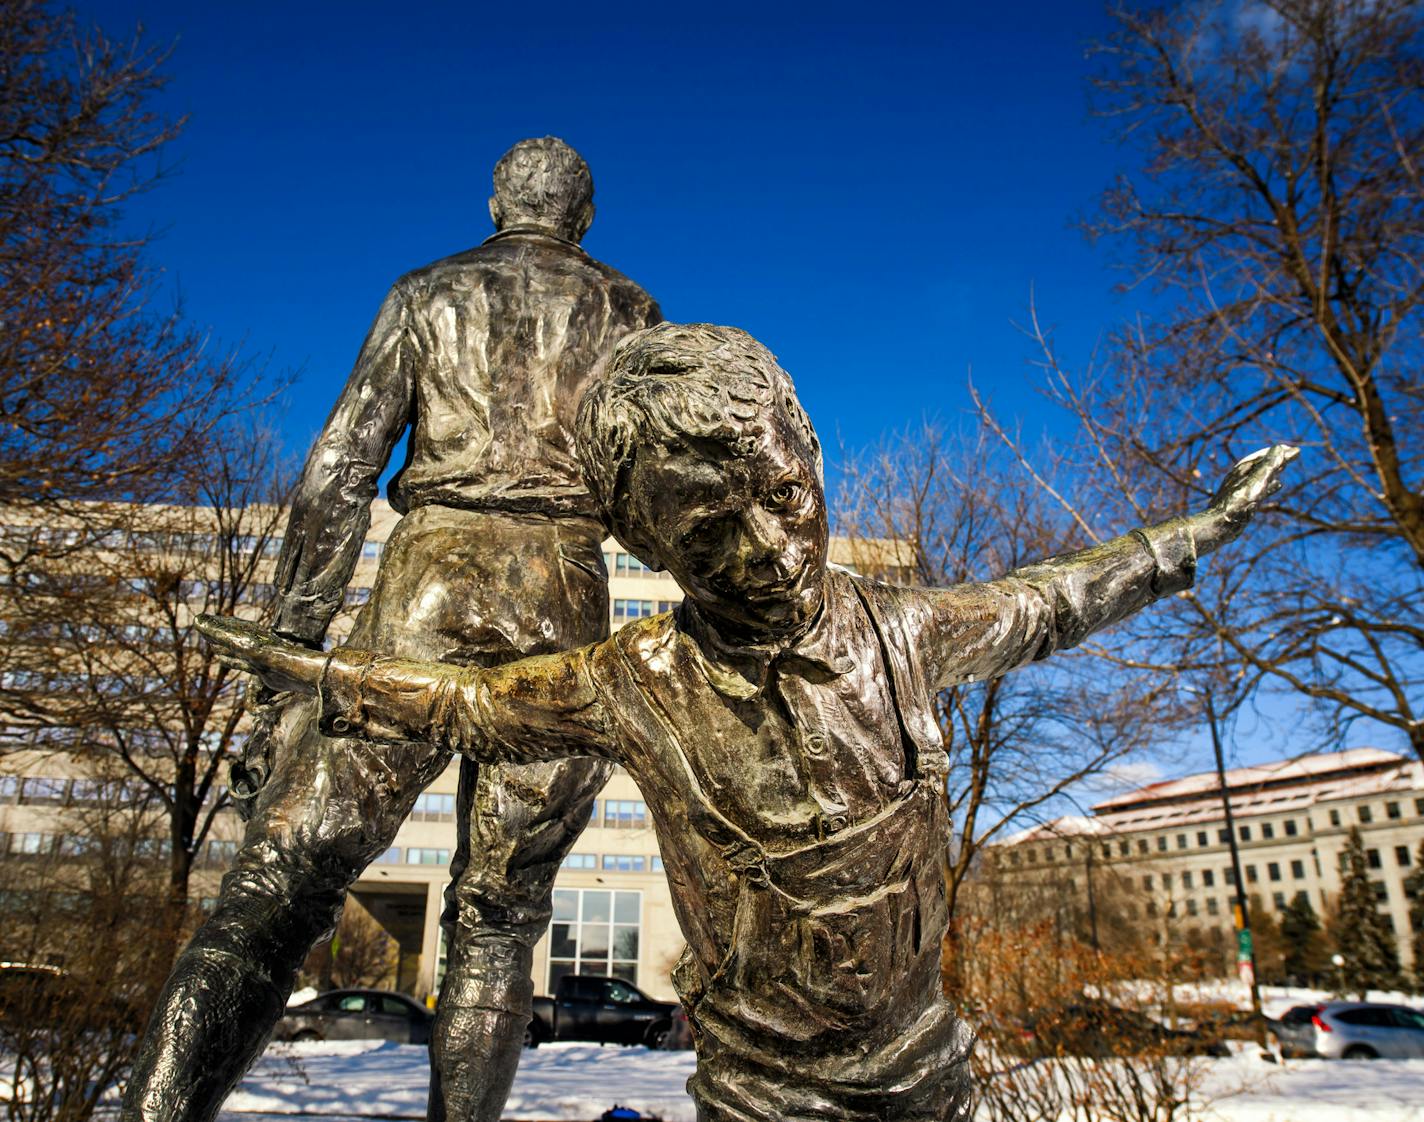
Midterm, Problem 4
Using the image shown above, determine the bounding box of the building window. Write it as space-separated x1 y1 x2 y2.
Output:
561 853 597 870
611 552 656 577
1100 844 1111 860
1176 834 1187 850
1358 805 1373 824
406 848 450 865
1328 809 1341 826
1246 865 1259 883
1372 881 1389 903
601 855 647 873
1182 871 1193 888
1157 836 1168 852
1262 823 1275 840
1138 839 1149 855
1267 862 1281 882
1203 869 1215 887
410 793 456 822
362 541 382 561
1218 829 1230 844
1416 797 1424 816
603 800 648 829
1186 899 1198 915
1284 819 1298 837
20 777 67 804
372 846 403 864
549 888 641 988
343 586 371 607
651 856 664 872
1291 859 1306 879
1197 832 1208 847
10 832 54 855
612 599 657 623
58 834 93 857
0 776 17 801
1386 801 1401 820
206 840 238 866
1272 892 1286 909
1225 867 1237 886
1141 875 1153 892
1206 898 1219 915
1395 846 1411 867
1161 873 1173 890
1367 848 1383 869
1239 825 1252 842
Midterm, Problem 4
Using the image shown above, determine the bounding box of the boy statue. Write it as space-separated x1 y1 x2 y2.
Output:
200 323 1295 1122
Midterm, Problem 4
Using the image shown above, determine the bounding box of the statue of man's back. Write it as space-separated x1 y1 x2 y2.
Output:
123 137 660 1122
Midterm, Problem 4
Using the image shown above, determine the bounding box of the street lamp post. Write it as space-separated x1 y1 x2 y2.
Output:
1203 691 1267 1046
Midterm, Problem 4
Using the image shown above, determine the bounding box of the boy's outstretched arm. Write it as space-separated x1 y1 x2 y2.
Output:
198 616 620 764
903 445 1298 691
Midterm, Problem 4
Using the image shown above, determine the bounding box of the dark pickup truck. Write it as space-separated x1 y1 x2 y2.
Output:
527 974 678 1048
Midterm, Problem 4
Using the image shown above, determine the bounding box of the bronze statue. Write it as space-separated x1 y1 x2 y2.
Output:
122 138 660 1122
201 322 1297 1122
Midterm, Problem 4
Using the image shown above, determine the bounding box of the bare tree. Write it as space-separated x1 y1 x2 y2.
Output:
0 767 176 1122
986 0 1423 758
836 424 1182 964
0 0 257 528
0 433 291 916
300 900 398 993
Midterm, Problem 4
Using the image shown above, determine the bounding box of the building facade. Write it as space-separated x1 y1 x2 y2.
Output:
994 748 1424 971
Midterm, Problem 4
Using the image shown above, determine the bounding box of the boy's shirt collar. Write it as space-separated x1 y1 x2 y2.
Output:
677 573 855 700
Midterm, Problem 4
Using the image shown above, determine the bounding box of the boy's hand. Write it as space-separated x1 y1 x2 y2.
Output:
1204 444 1299 544
198 614 326 695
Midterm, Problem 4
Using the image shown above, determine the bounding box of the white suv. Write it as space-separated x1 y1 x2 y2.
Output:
1277 1002 1424 1059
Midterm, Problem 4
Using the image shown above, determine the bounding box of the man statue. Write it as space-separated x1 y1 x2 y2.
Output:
121 137 661 1122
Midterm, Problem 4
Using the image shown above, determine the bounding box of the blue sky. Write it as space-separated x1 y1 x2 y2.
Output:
74 0 1132 472
63 0 1399 781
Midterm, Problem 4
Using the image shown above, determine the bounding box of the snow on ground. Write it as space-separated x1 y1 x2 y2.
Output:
1112 979 1422 1020
1197 1047 1424 1122
221 1041 697 1122
213 1036 1424 1122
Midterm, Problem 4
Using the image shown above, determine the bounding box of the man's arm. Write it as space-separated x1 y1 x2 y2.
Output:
271 282 417 646
198 616 621 766
903 445 1298 691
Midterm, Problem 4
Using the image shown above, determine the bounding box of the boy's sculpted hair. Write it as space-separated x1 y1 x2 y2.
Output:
576 323 823 562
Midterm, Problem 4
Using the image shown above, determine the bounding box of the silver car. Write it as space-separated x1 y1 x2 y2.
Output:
276 988 434 1044
1276 1001 1424 1059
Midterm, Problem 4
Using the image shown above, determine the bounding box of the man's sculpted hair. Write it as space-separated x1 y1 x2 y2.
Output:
576 323 823 560
491 137 593 240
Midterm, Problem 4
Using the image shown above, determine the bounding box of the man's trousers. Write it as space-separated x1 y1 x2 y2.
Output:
121 507 613 1122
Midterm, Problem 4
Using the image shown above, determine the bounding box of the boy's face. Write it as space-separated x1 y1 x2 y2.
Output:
632 416 829 642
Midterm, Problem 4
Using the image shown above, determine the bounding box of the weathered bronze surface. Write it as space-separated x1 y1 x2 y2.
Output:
200 323 1296 1122
123 138 659 1122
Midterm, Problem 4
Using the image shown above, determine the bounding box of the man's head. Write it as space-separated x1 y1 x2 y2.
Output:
578 323 828 641
489 137 594 243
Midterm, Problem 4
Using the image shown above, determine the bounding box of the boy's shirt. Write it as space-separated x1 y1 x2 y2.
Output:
313 517 1199 1120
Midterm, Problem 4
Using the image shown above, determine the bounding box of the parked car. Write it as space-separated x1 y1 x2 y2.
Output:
276 988 434 1044
1020 1001 1230 1058
528 975 677 1048
1275 1001 1424 1059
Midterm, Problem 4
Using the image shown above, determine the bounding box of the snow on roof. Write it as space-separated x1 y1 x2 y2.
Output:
999 749 1420 846
1091 748 1408 812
